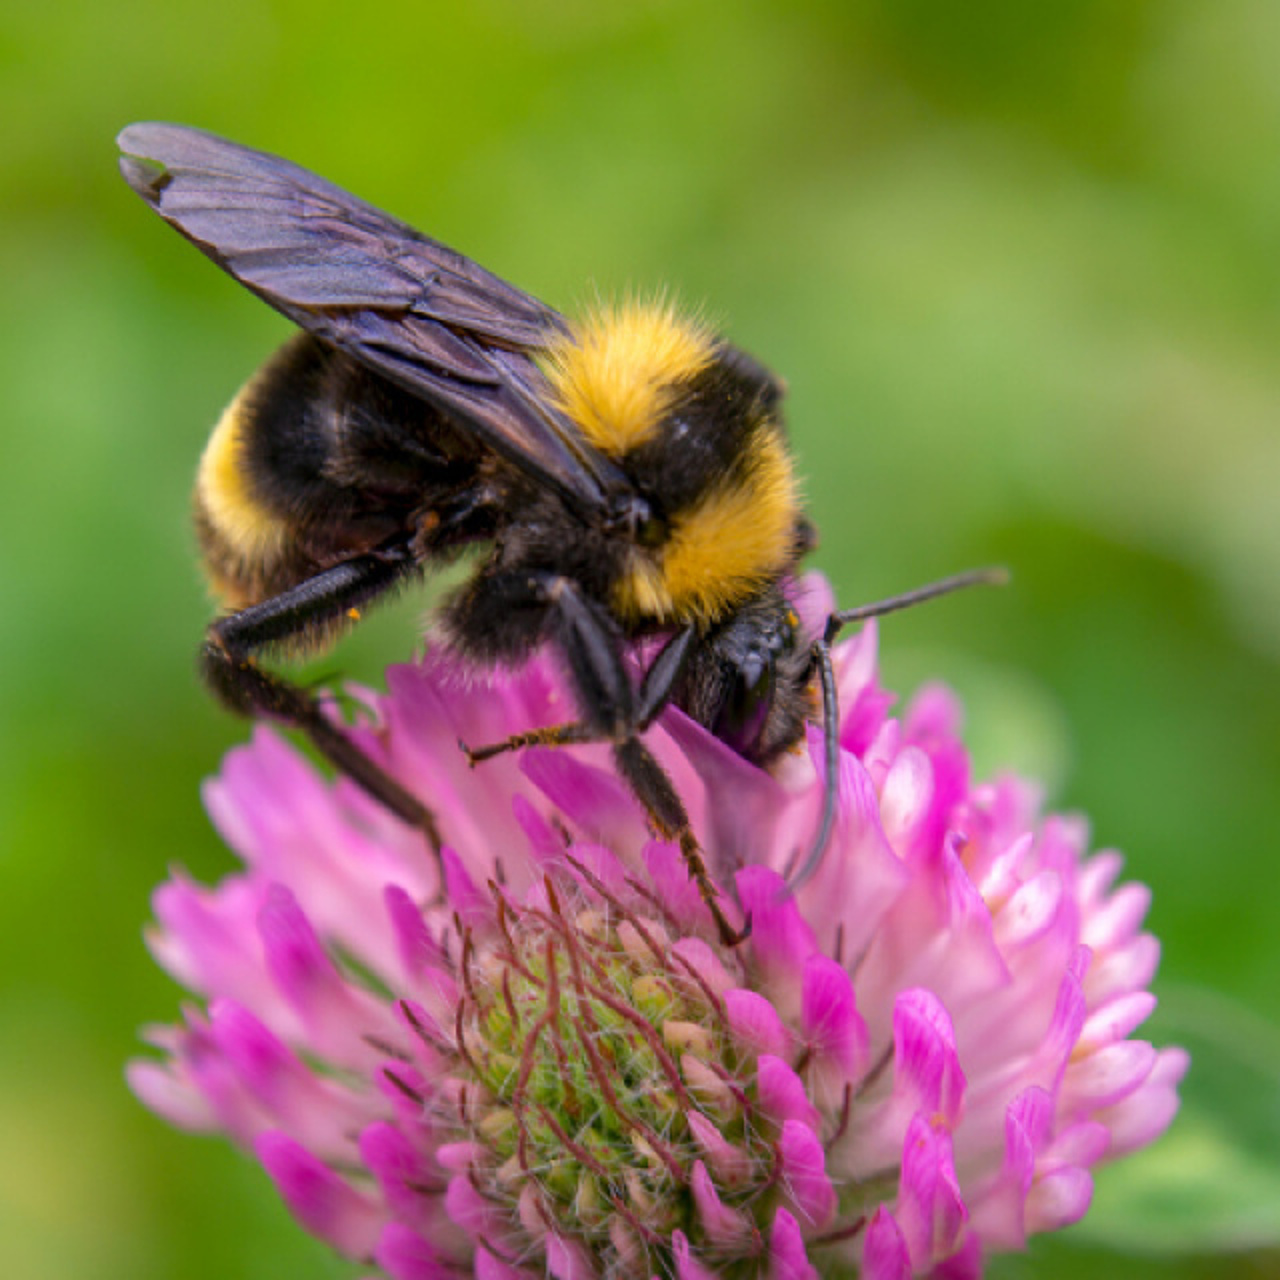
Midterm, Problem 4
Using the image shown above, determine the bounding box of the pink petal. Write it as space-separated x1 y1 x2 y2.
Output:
1025 1166 1094 1233
879 745 935 855
546 1232 598 1280
794 744 910 957
1096 1045 1188 1155
687 1112 752 1189
737 865 818 1014
522 749 645 861
1078 991 1157 1051
1061 1040 1157 1111
383 885 447 984
1082 882 1152 952
208 999 371 1156
778 1119 837 1227
373 1221 453 1280
258 884 399 1070
255 1131 385 1256
125 1058 216 1131
644 840 727 937
724 988 792 1059
895 990 966 1125
801 952 869 1096
671 1230 721 1280
690 1160 754 1247
768 1207 818 1280
862 1206 911 1280
475 1245 537 1280
896 1115 967 1268
756 1054 822 1134
359 1121 443 1231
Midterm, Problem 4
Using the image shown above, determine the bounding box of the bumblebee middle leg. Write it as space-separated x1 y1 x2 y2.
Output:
460 573 744 944
202 541 442 851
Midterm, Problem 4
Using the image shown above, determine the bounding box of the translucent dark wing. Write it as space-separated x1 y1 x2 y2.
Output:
117 122 627 516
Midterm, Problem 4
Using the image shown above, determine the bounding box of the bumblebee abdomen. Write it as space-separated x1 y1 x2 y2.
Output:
194 374 301 609
193 335 439 611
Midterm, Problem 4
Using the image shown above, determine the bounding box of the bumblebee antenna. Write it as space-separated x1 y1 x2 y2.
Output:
787 566 1009 895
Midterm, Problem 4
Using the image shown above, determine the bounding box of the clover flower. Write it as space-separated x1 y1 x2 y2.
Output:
129 576 1185 1278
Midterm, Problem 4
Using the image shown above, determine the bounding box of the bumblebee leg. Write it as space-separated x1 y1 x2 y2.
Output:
463 574 742 943
202 543 442 851
462 721 594 763
462 627 697 763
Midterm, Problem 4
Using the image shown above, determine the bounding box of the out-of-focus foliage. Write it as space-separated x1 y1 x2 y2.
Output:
0 2 1276 1277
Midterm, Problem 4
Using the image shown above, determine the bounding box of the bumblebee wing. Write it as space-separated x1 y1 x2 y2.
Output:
118 122 625 516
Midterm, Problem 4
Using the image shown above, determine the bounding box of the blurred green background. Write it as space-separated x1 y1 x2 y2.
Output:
2 1 1278 1277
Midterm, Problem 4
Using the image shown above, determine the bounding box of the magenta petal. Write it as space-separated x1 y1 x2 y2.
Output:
767 1207 817 1280
511 792 565 865
359 1121 442 1230
756 1054 822 1133
440 848 491 933
384 885 446 983
373 1222 451 1280
671 1230 721 1280
258 884 398 1069
800 953 869 1093
862 1206 912 1280
522 748 643 857
258 884 337 1007
724 988 792 1058
149 872 268 1004
930 1233 983 1279
207 999 371 1155
475 1245 536 1280
738 865 818 1014
255 1131 385 1256
894 990 966 1124
777 1119 836 1227
644 840 724 936
896 1115 967 1268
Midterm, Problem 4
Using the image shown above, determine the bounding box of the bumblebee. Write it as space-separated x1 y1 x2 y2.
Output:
119 123 999 942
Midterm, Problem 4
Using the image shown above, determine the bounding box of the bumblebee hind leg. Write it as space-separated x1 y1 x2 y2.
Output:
203 540 443 852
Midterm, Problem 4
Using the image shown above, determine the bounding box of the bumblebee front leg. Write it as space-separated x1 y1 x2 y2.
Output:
462 574 744 945
202 543 442 851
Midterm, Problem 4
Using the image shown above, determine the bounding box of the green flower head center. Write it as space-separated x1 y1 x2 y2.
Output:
455 895 760 1245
